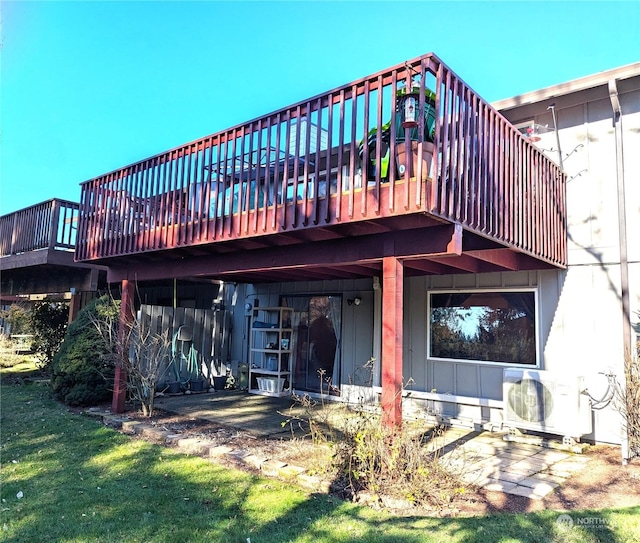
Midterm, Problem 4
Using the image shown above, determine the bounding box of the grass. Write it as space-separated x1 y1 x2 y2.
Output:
1 380 639 542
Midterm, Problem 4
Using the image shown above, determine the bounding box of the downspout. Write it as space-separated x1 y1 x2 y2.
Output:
608 78 631 464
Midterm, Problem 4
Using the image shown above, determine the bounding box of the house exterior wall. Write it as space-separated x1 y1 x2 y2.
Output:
230 67 638 447
494 69 640 445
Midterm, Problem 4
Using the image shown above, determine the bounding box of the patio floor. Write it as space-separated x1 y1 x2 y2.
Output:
152 389 591 500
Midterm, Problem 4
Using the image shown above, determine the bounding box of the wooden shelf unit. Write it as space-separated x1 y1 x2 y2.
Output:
249 306 293 397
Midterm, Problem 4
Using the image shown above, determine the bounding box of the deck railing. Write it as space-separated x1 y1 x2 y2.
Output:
0 199 79 258
76 53 566 267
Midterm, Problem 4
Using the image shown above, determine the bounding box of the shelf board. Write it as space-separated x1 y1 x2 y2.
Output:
249 369 291 376
248 387 291 398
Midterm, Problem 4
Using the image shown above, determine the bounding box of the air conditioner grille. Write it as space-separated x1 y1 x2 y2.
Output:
506 378 555 423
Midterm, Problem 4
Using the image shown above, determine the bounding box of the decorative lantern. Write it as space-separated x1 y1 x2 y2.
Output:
401 93 419 129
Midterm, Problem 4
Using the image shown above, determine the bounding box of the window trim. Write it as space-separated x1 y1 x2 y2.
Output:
426 287 540 368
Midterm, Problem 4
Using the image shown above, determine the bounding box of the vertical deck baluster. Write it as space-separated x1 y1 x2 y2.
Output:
194 140 205 243
415 63 426 209
337 90 345 221
213 136 224 239
494 118 503 240
348 84 357 219
272 113 281 231
402 69 412 210
158 153 170 248
505 126 514 243
450 77 461 219
262 117 273 232
312 98 322 225
428 63 440 213
243 125 254 235
324 95 333 223
114 169 125 255
201 138 213 242
253 121 263 234
517 137 525 250
281 115 291 230
92 178 103 258
149 157 160 249
168 150 179 248
131 164 142 254
461 85 473 224
302 101 312 226
389 70 397 212
362 80 370 217
106 172 117 256
374 74 383 214
234 130 245 238
292 106 301 228
440 70 452 216
142 161 153 251
185 145 196 245
227 131 238 238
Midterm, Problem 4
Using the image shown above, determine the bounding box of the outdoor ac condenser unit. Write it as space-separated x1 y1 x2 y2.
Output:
503 368 592 440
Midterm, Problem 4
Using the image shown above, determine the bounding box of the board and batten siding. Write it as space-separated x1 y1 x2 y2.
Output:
403 271 553 426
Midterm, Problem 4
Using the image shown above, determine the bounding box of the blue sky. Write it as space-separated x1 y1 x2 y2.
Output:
1 1 638 215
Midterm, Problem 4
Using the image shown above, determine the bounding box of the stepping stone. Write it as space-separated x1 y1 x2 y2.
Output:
482 479 519 492
518 476 560 495
208 445 233 457
122 420 143 434
243 454 268 469
278 464 306 480
261 459 287 477
503 485 544 500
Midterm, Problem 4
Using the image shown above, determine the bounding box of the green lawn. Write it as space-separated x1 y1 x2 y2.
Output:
1 381 638 543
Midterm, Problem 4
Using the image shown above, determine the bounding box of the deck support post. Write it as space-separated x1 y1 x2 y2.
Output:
112 279 134 414
381 256 404 428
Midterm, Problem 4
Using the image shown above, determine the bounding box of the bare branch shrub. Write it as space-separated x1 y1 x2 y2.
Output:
89 297 171 417
282 361 468 510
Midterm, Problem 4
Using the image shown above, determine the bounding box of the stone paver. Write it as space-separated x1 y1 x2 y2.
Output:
261 459 287 477
208 445 233 457
503 485 544 500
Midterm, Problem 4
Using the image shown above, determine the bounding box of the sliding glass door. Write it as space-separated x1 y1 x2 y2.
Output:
282 295 341 394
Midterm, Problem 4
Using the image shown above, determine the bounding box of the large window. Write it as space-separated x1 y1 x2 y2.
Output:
428 290 537 365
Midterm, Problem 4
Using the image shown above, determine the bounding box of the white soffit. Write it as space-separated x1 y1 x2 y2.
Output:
492 62 640 111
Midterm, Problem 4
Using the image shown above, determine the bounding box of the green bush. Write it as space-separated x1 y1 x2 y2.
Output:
51 296 120 406
30 301 68 370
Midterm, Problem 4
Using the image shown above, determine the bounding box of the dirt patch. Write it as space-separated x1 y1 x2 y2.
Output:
104 406 640 516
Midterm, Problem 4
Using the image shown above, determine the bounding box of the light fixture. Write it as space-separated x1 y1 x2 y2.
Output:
398 81 421 129
244 302 252 312
347 296 362 306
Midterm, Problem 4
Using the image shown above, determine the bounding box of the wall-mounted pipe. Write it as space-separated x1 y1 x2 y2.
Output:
609 78 632 465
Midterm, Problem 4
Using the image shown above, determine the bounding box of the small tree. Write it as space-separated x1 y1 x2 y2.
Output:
88 297 172 417
30 301 68 371
0 302 30 336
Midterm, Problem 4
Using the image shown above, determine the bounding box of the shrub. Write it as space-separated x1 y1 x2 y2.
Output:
51 296 119 406
283 363 468 511
30 301 68 370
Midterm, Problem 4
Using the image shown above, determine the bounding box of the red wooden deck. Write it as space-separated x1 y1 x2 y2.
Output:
75 53 566 283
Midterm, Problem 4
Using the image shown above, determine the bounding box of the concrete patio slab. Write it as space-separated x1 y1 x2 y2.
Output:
150 390 592 500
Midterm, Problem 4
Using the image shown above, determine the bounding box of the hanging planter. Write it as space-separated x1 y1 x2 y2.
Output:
358 84 436 181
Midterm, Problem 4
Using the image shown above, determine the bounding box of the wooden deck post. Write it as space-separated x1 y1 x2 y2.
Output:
381 256 404 428
112 279 134 413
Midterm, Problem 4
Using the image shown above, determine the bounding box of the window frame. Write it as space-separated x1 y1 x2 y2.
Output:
426 288 540 368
